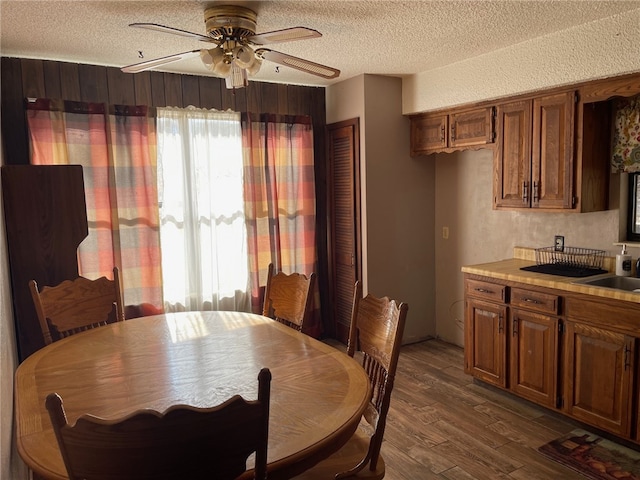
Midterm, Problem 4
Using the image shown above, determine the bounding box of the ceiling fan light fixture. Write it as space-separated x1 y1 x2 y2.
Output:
247 56 262 76
200 48 215 68
201 47 232 76
213 60 232 77
233 45 255 69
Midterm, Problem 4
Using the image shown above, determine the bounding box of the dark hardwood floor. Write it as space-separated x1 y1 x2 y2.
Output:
327 339 588 479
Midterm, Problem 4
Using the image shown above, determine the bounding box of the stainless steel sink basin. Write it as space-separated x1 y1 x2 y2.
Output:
573 274 640 292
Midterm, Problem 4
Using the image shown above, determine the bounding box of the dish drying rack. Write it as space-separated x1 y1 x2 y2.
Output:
535 246 605 270
520 246 607 277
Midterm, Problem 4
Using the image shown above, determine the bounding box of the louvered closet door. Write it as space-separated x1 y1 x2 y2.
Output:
327 118 361 343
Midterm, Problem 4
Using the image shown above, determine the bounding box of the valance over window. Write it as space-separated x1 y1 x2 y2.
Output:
612 95 640 173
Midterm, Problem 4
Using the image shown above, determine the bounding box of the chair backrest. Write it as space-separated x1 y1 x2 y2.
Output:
346 281 408 471
262 263 315 332
45 368 272 480
29 267 125 345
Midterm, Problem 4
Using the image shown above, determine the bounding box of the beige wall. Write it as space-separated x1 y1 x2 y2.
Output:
327 75 437 343
362 75 435 344
434 149 622 346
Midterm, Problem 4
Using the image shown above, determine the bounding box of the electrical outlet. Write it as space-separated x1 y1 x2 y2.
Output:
554 235 565 252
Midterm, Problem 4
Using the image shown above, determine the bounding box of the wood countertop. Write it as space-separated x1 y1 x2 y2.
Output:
462 256 640 304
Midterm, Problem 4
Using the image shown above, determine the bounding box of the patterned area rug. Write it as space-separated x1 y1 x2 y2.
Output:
539 429 640 479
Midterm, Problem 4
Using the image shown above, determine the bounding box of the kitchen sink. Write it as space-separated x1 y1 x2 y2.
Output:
573 274 640 292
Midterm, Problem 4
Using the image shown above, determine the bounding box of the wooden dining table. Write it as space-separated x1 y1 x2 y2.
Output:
14 311 371 480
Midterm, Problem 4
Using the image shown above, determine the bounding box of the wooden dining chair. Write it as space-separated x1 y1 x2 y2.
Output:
45 367 272 480
294 281 408 480
262 263 315 332
29 267 125 345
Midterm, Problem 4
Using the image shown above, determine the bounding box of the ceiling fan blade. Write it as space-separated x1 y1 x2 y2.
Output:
256 49 340 79
121 50 202 74
247 27 321 45
130 23 218 44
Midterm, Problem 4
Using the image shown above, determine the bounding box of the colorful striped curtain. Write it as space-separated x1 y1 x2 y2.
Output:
26 99 163 308
241 113 321 337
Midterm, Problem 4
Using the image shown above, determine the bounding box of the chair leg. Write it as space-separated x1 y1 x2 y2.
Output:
335 453 386 479
335 457 369 479
334 440 374 479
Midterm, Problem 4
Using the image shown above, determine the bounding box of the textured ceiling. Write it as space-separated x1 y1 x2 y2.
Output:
2 0 640 88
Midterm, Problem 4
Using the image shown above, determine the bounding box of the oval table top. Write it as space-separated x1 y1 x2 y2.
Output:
15 311 371 479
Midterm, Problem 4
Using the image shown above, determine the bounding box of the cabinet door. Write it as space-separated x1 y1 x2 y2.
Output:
510 309 558 408
494 100 532 209
410 114 447 155
464 297 507 388
531 92 575 209
564 321 634 437
449 107 495 148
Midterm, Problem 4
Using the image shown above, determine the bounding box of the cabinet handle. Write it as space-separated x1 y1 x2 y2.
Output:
498 314 504 334
624 345 631 371
513 317 519 337
474 287 494 294
440 125 446 142
523 298 541 304
451 124 456 141
523 181 529 203
533 181 539 203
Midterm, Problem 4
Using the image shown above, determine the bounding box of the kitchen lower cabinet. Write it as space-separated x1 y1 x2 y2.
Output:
464 273 640 443
563 321 635 437
509 286 561 408
464 297 507 388
510 309 559 408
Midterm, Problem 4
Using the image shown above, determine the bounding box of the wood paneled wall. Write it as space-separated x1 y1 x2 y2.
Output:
0 57 331 337
1 57 327 164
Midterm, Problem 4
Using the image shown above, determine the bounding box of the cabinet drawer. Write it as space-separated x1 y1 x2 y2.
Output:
511 288 559 315
465 279 506 303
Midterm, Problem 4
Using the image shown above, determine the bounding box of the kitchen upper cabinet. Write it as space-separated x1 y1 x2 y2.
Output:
563 321 634 437
410 107 495 156
494 92 575 210
494 90 611 212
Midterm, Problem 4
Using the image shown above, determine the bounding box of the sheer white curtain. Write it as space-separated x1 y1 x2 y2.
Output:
156 106 250 312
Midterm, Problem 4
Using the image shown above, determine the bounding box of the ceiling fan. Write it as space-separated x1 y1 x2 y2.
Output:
121 5 340 89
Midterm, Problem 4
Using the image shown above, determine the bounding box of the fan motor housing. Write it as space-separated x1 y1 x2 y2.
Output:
204 5 257 40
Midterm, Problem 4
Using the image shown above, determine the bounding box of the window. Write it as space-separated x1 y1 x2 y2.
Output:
157 107 250 312
628 173 640 242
